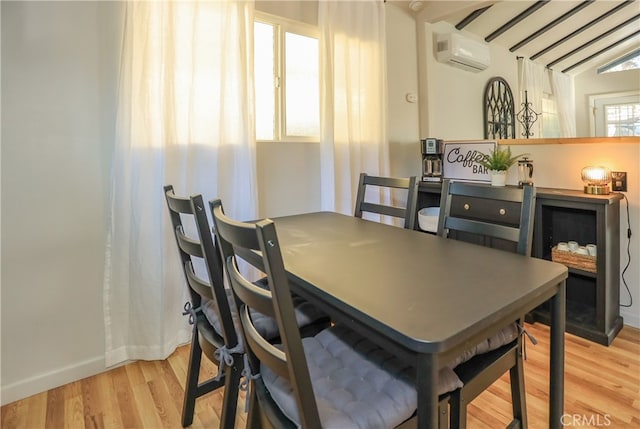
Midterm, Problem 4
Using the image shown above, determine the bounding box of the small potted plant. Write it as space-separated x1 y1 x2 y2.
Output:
477 146 527 186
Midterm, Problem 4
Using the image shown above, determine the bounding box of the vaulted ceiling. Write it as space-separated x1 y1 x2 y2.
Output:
407 0 640 75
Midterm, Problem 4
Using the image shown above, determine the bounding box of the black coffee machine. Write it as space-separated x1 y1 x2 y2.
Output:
421 138 444 182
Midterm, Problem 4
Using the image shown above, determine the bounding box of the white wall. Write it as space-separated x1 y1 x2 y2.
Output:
419 21 519 139
256 141 321 218
1 1 122 404
386 4 421 179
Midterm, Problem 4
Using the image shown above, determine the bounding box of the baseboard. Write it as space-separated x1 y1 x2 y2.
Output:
1 355 106 406
621 309 640 329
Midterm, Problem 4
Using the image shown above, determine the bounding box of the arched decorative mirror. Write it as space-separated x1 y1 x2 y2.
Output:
483 77 515 139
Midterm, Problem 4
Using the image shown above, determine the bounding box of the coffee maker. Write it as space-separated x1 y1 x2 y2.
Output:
517 157 534 187
421 138 444 182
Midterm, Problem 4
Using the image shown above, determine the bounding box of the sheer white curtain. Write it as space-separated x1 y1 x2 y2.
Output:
318 0 390 215
517 57 548 138
104 0 257 367
550 69 576 137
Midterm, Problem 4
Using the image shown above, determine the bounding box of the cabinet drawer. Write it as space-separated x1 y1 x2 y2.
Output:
450 195 521 227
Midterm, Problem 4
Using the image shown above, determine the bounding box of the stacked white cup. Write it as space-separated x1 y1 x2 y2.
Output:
556 241 596 257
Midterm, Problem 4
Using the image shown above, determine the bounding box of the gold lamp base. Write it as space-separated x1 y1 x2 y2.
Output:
584 184 610 195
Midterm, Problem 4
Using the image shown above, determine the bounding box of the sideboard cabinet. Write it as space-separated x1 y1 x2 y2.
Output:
417 184 623 345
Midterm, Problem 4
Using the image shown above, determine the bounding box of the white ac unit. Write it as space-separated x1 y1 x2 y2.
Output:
436 32 490 72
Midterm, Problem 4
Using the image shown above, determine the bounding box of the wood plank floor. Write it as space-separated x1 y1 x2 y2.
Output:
2 323 639 428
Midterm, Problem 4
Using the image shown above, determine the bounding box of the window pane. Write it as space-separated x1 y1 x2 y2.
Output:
255 22 275 140
541 97 560 138
598 49 640 74
605 103 640 137
285 32 319 137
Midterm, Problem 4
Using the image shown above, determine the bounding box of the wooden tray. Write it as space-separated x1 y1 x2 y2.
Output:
551 246 596 273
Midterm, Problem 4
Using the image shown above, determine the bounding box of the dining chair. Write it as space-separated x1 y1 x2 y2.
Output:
210 198 461 429
164 186 329 428
164 185 242 428
437 179 536 429
354 173 419 229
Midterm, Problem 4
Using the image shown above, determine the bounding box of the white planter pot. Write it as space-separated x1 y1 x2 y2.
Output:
490 170 507 186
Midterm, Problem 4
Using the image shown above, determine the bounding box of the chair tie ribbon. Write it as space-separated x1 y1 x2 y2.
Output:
212 343 243 382
240 354 261 412
182 301 199 325
518 322 538 360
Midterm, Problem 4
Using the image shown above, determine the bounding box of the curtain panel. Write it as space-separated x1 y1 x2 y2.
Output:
104 0 257 367
518 57 576 138
517 57 548 138
318 0 391 217
550 70 577 138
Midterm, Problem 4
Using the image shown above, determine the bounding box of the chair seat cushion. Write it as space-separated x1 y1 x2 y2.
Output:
449 322 519 369
201 280 326 350
261 324 463 429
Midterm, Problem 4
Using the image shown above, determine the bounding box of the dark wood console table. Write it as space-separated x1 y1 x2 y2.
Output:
418 183 623 345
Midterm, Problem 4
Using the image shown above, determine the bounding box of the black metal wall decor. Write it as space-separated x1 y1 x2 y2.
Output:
483 77 515 139
516 90 539 138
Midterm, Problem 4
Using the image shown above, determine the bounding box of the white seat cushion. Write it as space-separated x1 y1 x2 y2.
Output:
262 324 463 429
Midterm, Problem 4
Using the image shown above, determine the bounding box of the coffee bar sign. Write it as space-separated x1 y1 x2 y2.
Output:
442 140 497 183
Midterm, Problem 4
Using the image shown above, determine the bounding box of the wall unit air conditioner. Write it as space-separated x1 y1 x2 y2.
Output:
436 33 490 72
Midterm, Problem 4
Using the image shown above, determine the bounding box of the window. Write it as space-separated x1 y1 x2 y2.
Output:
254 13 319 142
604 103 640 136
541 94 560 138
597 49 640 74
590 92 640 137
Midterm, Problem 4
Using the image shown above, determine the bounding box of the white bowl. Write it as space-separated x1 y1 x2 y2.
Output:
418 207 440 233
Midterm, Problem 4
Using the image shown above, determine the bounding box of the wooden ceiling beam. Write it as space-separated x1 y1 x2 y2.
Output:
530 0 635 60
562 30 640 73
547 13 640 68
455 5 493 30
485 0 551 43
509 0 595 52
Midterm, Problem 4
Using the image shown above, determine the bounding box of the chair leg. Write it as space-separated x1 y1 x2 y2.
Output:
246 381 262 429
182 326 202 427
509 348 528 429
450 389 467 429
219 359 243 429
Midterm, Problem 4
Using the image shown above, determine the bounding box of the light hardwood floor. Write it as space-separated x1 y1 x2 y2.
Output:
2 323 639 429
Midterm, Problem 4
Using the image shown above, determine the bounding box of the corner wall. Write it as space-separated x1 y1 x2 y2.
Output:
1 1 122 404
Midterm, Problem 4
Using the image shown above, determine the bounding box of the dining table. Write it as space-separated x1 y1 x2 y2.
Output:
237 211 568 428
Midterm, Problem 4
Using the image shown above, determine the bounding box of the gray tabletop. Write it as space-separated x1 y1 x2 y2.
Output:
268 211 568 355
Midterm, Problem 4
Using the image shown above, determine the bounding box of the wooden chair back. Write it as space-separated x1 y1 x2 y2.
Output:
210 199 322 428
354 173 419 229
437 180 536 256
163 186 239 352
164 185 244 428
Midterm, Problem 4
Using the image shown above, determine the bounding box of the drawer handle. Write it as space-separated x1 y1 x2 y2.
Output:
499 208 506 216
464 203 470 210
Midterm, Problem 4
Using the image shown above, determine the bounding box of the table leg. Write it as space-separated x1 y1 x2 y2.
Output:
549 280 566 428
416 353 438 429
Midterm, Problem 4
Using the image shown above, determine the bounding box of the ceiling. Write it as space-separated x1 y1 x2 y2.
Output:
406 0 640 75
